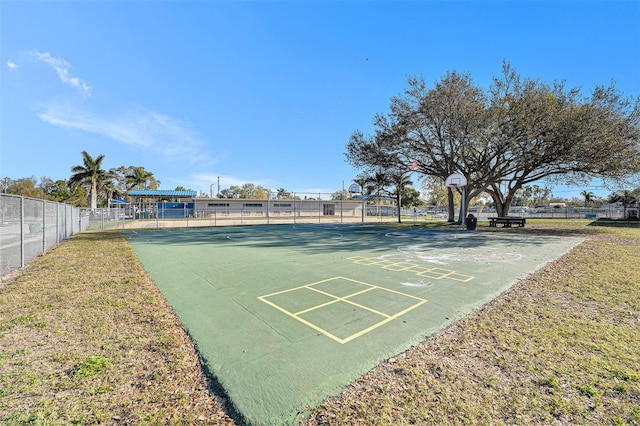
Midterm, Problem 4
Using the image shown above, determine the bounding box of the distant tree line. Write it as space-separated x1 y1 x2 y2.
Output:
346 62 640 222
213 184 425 213
1 151 161 209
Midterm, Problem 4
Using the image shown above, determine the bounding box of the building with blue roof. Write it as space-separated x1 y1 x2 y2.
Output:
128 190 198 219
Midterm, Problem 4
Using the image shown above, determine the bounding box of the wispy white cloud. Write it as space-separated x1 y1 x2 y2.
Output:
37 102 212 164
7 60 18 71
30 51 91 96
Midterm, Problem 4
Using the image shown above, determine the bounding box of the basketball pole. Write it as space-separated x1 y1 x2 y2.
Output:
445 173 468 230
461 186 466 230
341 181 344 224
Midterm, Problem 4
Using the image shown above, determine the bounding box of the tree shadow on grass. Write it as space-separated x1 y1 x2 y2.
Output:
588 218 640 229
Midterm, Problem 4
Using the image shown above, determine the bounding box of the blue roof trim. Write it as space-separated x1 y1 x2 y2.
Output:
129 190 197 197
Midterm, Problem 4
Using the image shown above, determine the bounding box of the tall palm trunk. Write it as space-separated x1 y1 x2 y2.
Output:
91 179 98 210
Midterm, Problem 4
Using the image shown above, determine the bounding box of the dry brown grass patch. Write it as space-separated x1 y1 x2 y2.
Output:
0 232 234 425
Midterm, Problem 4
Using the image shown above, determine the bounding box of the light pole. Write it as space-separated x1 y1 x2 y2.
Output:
210 176 222 198
266 190 273 224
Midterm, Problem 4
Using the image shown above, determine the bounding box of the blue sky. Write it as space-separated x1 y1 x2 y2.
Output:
1 1 638 199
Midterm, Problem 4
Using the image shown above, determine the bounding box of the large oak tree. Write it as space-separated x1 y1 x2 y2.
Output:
346 63 640 220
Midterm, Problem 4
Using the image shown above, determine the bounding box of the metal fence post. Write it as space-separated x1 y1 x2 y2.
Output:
20 196 25 268
267 196 270 225
55 202 60 244
41 199 46 253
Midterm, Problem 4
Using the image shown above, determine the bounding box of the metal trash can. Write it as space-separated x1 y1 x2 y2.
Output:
465 214 477 231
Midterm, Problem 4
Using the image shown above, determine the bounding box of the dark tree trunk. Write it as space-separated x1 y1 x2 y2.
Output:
447 188 456 222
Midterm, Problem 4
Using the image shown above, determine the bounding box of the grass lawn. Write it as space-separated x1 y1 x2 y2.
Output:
0 232 232 425
1 220 639 425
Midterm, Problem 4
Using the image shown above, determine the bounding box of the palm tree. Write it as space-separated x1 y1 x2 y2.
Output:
351 178 366 198
389 172 413 223
363 172 390 197
610 190 638 219
70 151 108 210
581 190 595 208
126 166 155 190
361 172 391 218
275 188 290 199
102 179 120 207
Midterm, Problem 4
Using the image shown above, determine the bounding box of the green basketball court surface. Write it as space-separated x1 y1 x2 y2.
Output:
125 224 582 425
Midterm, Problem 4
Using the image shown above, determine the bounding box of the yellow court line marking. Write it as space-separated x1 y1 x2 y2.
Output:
293 298 340 316
348 256 391 266
308 284 374 300
430 268 456 274
341 299 427 344
258 297 346 343
382 262 419 271
299 286 380 315
405 266 431 275
447 274 475 283
417 271 450 279
258 276 427 344
294 286 375 315
349 256 475 283
368 260 393 266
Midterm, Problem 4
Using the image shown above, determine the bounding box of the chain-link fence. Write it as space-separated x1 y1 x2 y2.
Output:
81 194 409 230
469 205 629 220
81 198 636 231
82 207 129 231
0 193 88 277
82 201 368 230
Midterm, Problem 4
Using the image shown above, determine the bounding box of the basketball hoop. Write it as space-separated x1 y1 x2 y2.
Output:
445 173 468 230
445 173 467 188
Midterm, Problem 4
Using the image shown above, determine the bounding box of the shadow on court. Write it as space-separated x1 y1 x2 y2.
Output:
126 223 562 253
126 224 583 425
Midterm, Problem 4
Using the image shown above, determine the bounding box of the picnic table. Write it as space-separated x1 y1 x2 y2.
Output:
488 217 526 228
